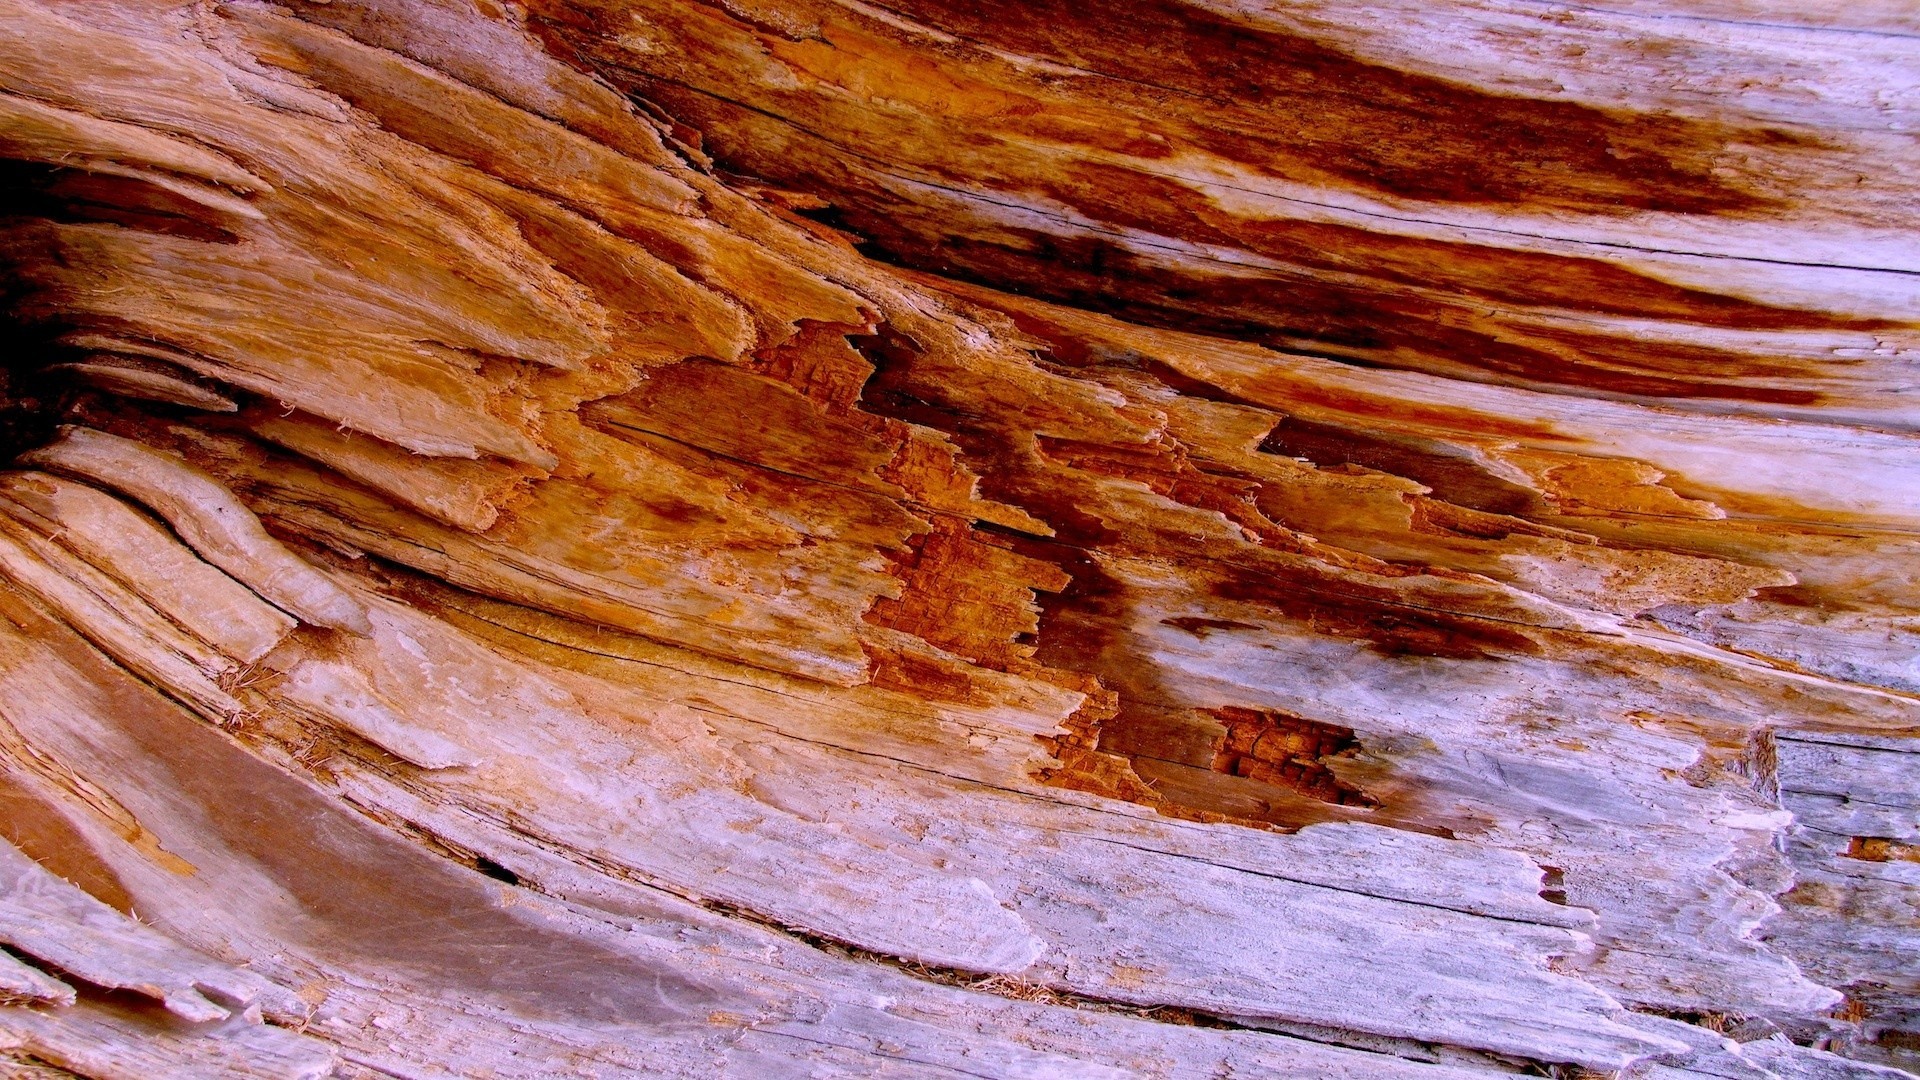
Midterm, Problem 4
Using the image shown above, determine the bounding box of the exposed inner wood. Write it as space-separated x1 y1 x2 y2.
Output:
0 1 1915 1077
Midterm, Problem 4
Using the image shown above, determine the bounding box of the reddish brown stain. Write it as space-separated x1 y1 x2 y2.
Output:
867 0 1813 215
1050 161 1888 335
0 770 136 913
898 270 1594 451
1844 836 1920 864
1259 414 1545 517
995 542 1481 833
1161 616 1260 638
865 516 1070 668
597 80 1842 404
530 0 1823 215
871 222 1837 405
564 36 1875 408
1207 706 1378 808
1208 569 1543 662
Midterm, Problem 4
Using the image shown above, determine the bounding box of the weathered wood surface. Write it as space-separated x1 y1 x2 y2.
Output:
0 0 1915 1076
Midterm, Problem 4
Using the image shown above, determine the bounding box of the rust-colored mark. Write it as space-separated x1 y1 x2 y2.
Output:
1844 836 1920 864
1206 706 1379 808
1260 415 1541 517
1161 616 1260 638
1040 161 1884 334
872 0 1812 215
1539 865 1569 906
0 769 137 914
866 517 1071 668
887 228 1850 405
1038 681 1165 805
1208 571 1542 662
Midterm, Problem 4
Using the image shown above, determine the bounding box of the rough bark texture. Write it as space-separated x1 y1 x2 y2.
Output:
0 1 1915 1077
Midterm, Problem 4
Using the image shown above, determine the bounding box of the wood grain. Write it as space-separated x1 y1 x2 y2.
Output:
0 0 1914 1076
